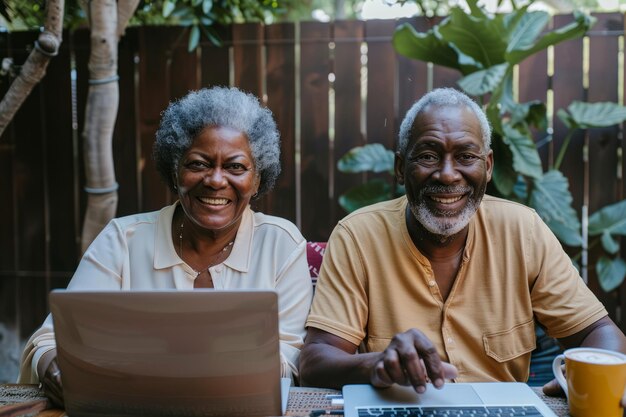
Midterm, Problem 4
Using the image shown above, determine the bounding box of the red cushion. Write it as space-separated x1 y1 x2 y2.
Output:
306 242 327 286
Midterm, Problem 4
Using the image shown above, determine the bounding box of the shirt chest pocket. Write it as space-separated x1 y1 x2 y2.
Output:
482 319 536 362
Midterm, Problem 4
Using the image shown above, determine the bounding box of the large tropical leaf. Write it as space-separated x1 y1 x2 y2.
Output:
438 7 507 69
337 143 394 174
458 63 508 96
557 101 626 129
596 256 626 292
490 135 517 197
529 170 582 247
601 231 620 255
392 23 464 72
338 179 393 213
506 11 596 65
502 124 543 179
588 198 626 236
506 11 550 53
508 100 547 131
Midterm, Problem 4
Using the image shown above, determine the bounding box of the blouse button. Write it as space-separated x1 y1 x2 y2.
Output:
428 280 436 287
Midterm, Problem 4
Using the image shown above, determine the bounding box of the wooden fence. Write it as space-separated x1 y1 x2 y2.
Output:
0 13 625 381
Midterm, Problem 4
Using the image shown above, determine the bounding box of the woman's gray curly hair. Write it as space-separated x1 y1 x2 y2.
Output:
397 88 492 156
153 86 281 198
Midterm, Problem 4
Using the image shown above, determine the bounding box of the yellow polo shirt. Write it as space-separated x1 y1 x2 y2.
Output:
306 195 607 382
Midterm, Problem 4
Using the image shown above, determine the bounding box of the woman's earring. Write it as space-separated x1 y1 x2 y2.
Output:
252 192 258 199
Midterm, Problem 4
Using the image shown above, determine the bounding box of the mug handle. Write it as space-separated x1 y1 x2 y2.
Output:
552 353 568 398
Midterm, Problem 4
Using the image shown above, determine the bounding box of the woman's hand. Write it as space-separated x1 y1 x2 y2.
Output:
37 350 65 408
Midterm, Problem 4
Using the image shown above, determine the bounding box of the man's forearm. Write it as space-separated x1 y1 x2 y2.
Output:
299 343 381 389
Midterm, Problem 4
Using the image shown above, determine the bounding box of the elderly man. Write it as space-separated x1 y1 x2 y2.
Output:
299 88 626 399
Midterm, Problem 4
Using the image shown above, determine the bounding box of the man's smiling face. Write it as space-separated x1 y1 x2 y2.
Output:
395 104 493 238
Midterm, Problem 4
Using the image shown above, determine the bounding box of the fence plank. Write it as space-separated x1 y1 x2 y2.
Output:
200 25 231 88
11 32 47 274
396 17 430 118
0 30 15 273
0 30 18 375
518 46 550 169
137 26 180 212
114 28 141 217
334 20 365 222
366 20 397 150
233 23 263 96
552 15 585 213
265 23 297 223
300 22 332 241
587 13 623 324
43 30 77 274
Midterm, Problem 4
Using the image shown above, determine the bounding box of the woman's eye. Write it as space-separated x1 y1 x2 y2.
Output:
227 163 248 173
187 160 207 170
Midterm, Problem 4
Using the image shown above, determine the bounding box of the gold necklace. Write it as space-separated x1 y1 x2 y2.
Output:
178 220 234 277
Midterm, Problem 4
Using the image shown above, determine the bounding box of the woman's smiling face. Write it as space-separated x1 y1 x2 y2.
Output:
175 125 259 234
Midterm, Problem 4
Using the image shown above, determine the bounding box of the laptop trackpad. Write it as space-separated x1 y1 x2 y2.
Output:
347 384 483 406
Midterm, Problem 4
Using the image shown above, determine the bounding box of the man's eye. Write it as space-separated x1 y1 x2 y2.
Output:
416 153 439 163
458 153 479 164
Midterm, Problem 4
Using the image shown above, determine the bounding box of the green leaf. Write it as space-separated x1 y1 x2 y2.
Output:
438 7 507 69
588 199 626 236
490 135 517 197
338 179 393 213
162 0 176 17
200 25 222 47
202 0 213 14
392 23 464 72
188 25 200 52
529 170 582 247
506 11 596 65
509 101 547 131
506 11 550 53
192 0 202 6
601 231 620 254
502 123 543 179
458 63 508 96
558 101 626 129
596 256 626 292
337 143 394 174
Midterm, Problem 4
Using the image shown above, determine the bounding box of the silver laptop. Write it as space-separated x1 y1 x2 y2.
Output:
343 382 557 417
50 290 288 417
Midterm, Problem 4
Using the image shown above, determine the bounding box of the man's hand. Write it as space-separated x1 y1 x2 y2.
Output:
542 378 565 398
37 350 64 408
370 329 458 393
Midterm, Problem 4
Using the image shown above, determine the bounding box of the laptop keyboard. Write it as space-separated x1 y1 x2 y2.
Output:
357 405 544 416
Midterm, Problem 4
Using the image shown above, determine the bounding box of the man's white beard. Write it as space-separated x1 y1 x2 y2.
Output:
408 186 483 237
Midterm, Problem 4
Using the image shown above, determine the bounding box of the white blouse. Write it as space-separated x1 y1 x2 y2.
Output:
18 203 313 383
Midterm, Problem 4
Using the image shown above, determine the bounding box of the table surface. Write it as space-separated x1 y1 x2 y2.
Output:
0 384 570 417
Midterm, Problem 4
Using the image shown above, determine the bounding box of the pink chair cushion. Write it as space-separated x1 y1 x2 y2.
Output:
306 242 327 286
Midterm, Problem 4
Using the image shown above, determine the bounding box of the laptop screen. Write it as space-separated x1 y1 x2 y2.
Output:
50 290 282 417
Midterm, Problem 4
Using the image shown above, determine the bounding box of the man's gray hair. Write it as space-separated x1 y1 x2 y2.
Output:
397 88 492 155
153 86 281 197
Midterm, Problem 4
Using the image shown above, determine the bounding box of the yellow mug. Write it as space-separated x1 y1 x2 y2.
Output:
552 347 626 417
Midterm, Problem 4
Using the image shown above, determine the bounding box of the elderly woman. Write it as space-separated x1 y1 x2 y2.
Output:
18 86 313 406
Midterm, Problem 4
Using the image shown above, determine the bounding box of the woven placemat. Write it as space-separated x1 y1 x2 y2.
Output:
0 384 570 417
286 387 342 416
0 385 45 407
531 386 570 417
